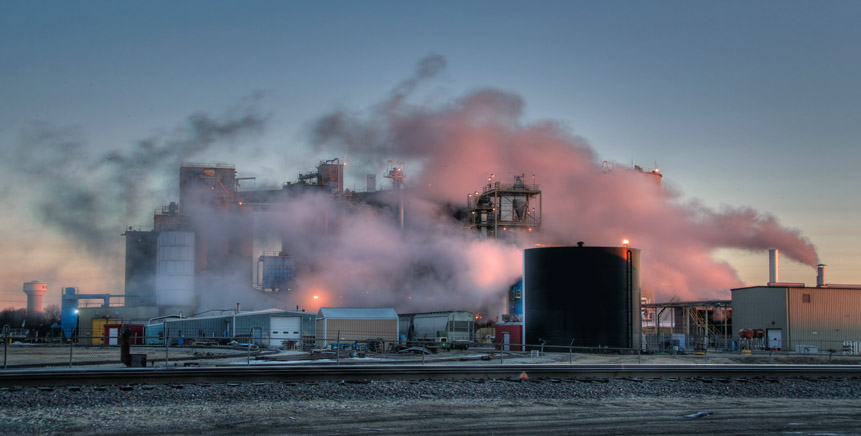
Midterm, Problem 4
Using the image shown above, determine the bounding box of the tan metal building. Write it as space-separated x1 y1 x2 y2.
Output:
732 284 861 353
315 307 398 348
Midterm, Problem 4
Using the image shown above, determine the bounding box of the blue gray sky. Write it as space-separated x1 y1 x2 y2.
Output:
1 1 859 308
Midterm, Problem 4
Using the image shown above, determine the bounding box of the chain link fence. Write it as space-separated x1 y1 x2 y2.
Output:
4 330 861 369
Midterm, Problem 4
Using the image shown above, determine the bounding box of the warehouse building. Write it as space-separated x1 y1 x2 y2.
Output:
152 309 316 349
732 264 861 354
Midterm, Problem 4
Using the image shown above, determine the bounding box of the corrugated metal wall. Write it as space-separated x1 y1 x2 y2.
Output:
316 319 398 347
788 287 861 350
732 287 788 335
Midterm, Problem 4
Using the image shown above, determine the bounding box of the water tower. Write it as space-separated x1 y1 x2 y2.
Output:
23 281 47 314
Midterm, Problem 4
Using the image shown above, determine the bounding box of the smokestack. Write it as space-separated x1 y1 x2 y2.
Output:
817 264 826 287
23 281 47 314
768 249 779 283
236 302 241 313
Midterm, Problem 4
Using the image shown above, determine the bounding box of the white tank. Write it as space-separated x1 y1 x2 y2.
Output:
23 281 47 314
156 231 196 307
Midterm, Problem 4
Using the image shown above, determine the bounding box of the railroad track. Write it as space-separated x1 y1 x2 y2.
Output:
3 363 861 386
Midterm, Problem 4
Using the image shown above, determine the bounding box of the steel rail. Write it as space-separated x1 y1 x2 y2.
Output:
3 363 861 386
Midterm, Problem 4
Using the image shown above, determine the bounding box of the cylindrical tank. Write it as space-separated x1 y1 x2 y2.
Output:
156 231 196 308
524 245 641 349
23 281 47 314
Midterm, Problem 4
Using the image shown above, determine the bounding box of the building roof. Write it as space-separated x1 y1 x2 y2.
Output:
317 307 398 320
732 284 861 291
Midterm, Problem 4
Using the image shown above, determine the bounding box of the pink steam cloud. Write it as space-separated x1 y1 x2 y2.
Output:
309 55 819 302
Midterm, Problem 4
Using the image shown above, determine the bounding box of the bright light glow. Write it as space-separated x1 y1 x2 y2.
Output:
313 295 319 300
622 239 630 246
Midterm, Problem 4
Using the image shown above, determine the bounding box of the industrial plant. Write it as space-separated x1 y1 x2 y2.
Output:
14 158 861 360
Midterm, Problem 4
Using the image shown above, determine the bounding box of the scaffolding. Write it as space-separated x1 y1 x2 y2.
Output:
641 300 732 352
467 174 541 242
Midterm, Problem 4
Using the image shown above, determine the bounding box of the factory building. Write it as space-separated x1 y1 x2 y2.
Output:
523 244 641 350
148 309 317 349
75 304 158 345
120 159 349 316
315 307 399 348
732 264 861 353
467 174 541 242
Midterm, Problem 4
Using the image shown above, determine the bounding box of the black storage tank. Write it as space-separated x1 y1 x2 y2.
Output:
524 245 641 350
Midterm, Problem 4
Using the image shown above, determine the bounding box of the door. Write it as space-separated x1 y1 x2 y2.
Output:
108 327 119 346
270 317 302 348
767 329 782 351
503 331 510 351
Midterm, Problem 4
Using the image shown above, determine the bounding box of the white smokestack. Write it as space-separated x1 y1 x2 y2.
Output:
817 264 826 287
769 249 779 283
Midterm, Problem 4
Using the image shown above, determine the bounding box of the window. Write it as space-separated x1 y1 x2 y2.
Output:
802 294 811 303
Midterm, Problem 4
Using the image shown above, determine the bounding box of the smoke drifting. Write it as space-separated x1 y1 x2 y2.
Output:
308 54 819 302
258 190 523 313
7 101 266 254
1 55 819 312
0 101 267 305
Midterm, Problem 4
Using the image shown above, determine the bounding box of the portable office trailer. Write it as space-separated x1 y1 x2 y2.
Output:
316 308 398 349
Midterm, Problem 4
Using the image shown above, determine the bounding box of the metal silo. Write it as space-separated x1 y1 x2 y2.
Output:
523 245 641 350
156 231 196 310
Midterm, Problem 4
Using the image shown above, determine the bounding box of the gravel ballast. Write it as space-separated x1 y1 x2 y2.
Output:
3 377 861 435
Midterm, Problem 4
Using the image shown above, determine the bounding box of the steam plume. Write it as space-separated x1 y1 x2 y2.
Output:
309 54 819 302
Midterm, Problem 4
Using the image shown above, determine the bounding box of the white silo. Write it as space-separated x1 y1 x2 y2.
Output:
23 281 47 314
156 231 196 309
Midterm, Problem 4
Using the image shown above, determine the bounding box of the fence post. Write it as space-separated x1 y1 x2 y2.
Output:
569 338 575 364
3 324 9 369
165 328 170 367
336 330 341 366
69 334 74 367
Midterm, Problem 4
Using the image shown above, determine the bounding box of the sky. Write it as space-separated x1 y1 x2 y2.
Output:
1 1 859 310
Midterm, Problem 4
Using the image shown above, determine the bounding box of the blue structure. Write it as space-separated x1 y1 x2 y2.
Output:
259 252 294 291
60 287 78 338
508 279 523 316
60 287 113 339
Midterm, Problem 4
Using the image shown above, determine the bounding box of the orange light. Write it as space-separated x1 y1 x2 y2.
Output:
313 295 319 300
622 239 630 246
238 201 243 205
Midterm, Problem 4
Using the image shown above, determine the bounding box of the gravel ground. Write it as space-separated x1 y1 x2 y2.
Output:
3 376 861 435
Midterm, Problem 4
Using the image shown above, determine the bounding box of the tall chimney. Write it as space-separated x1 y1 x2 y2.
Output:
817 264 826 287
768 249 779 283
